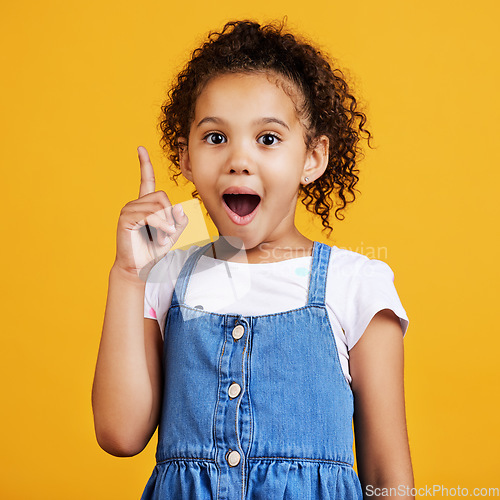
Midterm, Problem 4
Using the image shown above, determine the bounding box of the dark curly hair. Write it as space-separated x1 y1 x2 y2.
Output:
160 19 372 235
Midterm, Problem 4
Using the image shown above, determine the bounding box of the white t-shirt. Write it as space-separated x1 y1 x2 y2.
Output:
144 244 409 384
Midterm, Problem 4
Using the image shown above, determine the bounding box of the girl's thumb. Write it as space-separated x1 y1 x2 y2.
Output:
173 203 187 220
174 203 184 216
173 203 189 232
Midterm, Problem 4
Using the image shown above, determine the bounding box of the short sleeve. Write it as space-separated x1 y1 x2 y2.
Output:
143 251 175 328
142 245 201 338
343 258 409 350
144 281 158 320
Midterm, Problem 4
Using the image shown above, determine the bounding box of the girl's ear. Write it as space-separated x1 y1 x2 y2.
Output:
178 138 193 182
302 135 329 184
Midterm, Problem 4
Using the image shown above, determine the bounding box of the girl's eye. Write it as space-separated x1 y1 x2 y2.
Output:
204 132 226 145
258 134 280 146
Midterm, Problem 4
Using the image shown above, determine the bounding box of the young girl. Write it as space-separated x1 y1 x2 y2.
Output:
92 20 414 499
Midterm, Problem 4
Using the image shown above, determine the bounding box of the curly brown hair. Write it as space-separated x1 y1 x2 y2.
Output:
160 19 372 236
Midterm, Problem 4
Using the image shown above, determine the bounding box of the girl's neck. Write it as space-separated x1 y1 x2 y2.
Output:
206 233 314 264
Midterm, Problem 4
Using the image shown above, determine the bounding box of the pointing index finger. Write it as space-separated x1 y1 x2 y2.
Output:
138 146 156 198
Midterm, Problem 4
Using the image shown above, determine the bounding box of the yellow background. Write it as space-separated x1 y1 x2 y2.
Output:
1 0 499 498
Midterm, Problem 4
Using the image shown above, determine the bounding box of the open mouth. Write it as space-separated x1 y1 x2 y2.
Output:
223 194 261 217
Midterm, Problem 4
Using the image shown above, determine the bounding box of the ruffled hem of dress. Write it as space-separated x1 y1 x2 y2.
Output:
141 459 218 499
141 458 362 499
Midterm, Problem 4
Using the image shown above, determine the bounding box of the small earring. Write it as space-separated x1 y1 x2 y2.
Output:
304 177 310 183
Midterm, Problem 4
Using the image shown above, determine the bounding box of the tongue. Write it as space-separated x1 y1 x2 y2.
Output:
224 194 260 217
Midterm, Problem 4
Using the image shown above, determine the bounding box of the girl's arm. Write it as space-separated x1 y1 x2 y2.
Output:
92 147 188 457
350 308 415 498
91 267 163 457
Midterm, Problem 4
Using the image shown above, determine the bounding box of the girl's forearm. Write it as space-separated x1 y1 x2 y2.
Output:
359 462 415 499
92 265 161 457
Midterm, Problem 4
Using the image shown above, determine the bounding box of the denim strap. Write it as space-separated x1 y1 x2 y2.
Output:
170 241 213 308
306 241 331 307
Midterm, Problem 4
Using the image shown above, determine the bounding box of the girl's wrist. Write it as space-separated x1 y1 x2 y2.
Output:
109 263 148 288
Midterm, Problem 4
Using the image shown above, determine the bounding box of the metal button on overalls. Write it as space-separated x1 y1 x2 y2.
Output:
226 450 241 467
228 382 241 399
232 324 244 340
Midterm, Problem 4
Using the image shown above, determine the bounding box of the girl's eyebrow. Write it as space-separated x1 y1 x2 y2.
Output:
259 117 290 130
196 116 290 130
196 117 224 128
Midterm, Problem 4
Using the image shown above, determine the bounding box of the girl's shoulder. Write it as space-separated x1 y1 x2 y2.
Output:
328 244 396 282
326 244 409 349
146 244 202 283
143 244 203 325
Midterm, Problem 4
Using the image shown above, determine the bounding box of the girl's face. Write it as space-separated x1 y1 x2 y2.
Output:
179 72 328 254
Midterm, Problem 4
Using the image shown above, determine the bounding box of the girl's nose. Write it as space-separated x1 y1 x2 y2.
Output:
226 143 254 175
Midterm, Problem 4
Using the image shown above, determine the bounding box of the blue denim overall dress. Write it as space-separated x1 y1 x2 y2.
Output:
141 241 363 499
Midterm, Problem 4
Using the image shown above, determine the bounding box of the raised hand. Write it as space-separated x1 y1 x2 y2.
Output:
113 146 189 282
